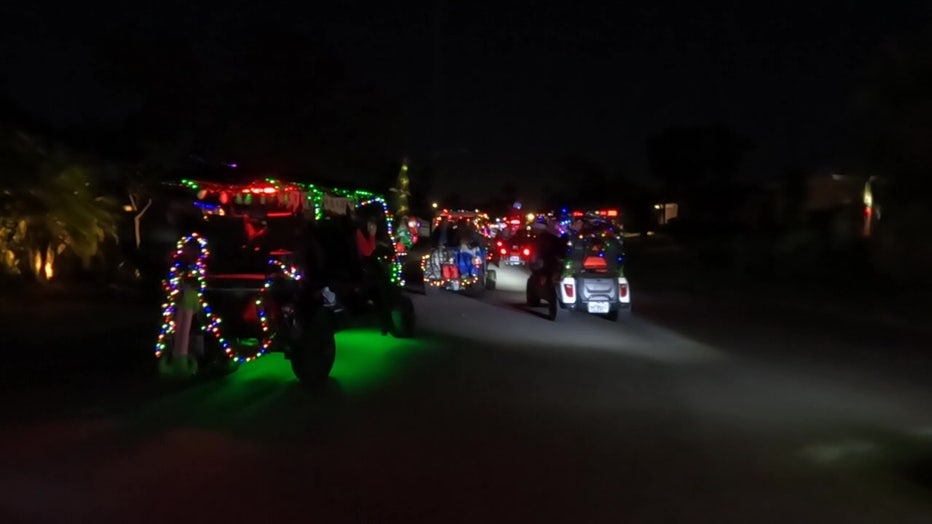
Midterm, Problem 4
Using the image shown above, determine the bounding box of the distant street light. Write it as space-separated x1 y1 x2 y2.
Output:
432 202 438 209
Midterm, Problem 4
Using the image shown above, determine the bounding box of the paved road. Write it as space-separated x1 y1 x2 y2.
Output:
1 265 932 523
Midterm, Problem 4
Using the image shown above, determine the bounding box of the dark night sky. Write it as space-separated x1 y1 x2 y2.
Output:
1 1 929 196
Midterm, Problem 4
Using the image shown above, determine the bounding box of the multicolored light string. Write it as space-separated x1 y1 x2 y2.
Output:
419 252 482 288
155 234 307 365
357 196 405 287
251 259 304 362
154 233 232 360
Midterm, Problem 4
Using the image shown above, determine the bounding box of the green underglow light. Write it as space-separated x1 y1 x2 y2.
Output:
221 329 427 393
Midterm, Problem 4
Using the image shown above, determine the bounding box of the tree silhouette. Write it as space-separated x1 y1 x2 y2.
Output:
852 29 932 283
647 124 752 223
855 29 932 204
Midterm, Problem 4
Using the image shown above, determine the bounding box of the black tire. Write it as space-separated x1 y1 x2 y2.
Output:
464 269 486 298
290 307 336 388
546 287 558 320
391 294 416 338
485 269 497 290
526 276 540 306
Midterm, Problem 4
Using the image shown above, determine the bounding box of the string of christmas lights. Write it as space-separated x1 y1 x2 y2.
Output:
155 234 307 366
357 196 405 287
419 251 483 288
154 233 232 361
251 259 304 361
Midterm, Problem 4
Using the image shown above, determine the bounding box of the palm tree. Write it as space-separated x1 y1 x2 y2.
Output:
0 129 118 281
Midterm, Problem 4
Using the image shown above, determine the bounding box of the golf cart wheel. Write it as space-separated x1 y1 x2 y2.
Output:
391 294 416 338
157 353 199 380
526 277 540 306
203 355 239 377
485 269 497 290
290 307 336 388
606 305 632 321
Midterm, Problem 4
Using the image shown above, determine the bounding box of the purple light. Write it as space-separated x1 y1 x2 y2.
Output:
229 163 238 168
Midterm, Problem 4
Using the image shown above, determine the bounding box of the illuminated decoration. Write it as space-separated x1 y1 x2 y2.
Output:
420 252 481 288
169 177 405 284
154 233 232 361
862 176 882 238
390 158 411 217
252 258 304 359
357 196 405 286
178 178 307 215
433 209 494 239
420 246 484 289
154 236 305 366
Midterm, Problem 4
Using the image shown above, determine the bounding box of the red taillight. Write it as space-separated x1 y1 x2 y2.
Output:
618 283 628 298
523 248 530 256
496 240 503 246
583 256 608 270
563 284 574 298
500 248 507 255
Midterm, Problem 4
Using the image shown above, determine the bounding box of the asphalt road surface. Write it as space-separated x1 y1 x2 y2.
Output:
2 264 932 523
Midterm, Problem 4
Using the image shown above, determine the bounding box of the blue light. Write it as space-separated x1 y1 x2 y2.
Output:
194 201 220 211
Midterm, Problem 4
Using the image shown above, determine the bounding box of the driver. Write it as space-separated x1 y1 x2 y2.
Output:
529 218 566 279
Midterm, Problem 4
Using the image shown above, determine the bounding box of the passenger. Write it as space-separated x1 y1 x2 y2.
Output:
356 217 394 335
457 220 481 277
530 219 566 280
430 217 450 247
296 221 337 308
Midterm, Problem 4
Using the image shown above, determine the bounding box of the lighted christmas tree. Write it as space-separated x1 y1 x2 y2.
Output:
391 159 410 217
396 222 414 250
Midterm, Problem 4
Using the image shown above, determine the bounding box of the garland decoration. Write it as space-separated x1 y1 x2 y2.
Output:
154 233 232 360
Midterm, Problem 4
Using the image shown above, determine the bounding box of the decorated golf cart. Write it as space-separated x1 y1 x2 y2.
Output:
422 209 496 294
557 210 631 320
154 177 415 386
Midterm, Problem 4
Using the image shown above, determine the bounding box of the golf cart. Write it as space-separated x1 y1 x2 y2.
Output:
558 212 631 320
153 178 416 387
422 209 496 295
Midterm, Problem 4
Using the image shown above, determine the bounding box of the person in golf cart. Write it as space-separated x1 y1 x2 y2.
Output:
354 212 395 335
295 203 392 323
528 217 567 278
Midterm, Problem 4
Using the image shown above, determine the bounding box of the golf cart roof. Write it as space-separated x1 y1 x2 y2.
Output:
167 177 390 219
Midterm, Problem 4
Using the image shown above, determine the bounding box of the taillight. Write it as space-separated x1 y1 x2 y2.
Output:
500 248 507 255
523 248 530 256
563 284 575 298
584 256 607 270
618 283 628 298
496 240 502 246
